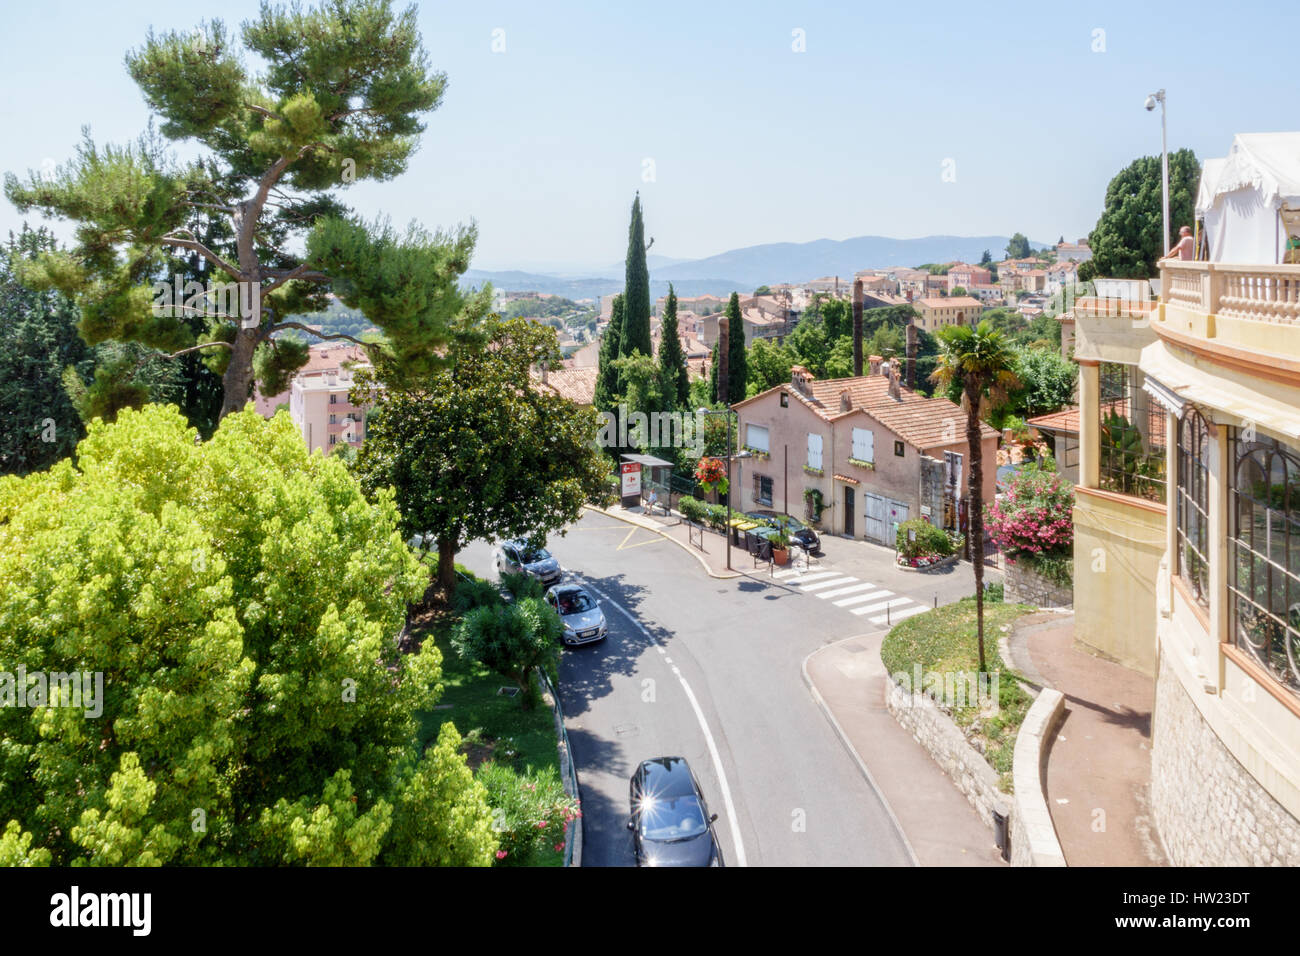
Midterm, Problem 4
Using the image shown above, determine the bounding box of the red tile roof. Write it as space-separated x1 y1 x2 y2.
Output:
531 366 598 405
1026 407 1080 434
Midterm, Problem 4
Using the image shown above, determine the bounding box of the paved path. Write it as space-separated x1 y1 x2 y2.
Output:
805 632 1006 867
1017 613 1167 866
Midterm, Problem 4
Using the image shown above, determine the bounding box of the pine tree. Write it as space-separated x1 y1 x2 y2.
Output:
725 292 747 404
619 194 652 358
594 294 625 411
657 284 689 409
709 342 720 405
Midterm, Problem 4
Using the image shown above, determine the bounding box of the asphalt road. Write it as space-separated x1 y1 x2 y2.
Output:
457 511 952 867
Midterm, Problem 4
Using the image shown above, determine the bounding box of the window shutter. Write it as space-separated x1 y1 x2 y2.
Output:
808 433 823 470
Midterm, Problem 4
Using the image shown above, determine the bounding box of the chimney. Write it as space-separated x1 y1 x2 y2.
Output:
852 279 864 377
906 323 917 391
541 360 549 386
790 364 813 397
887 362 902 402
869 354 884 376
717 315 730 405
839 389 853 413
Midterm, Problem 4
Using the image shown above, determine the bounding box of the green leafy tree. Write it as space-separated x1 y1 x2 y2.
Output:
657 284 689 408
979 250 993 267
753 285 772 296
930 321 1020 673
593 294 624 412
747 338 793 394
786 316 830 377
619 194 652 359
821 297 851 340
1079 148 1198 280
451 597 562 710
5 0 484 419
724 292 747 404
1005 233 1032 260
1011 347 1077 417
354 316 610 596
0 404 495 865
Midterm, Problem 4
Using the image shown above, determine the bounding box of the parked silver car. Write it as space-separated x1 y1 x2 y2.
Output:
545 583 607 646
494 539 562 587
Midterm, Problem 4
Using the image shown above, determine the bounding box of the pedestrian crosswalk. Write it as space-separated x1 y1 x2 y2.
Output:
772 568 931 626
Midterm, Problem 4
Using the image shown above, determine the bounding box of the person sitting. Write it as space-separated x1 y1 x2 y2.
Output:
1163 225 1195 261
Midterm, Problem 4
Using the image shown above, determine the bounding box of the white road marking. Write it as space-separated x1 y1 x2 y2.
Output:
772 568 803 579
833 589 893 607
797 576 860 592
816 582 879 600
850 597 912 616
579 579 748 868
779 571 843 585
870 604 929 625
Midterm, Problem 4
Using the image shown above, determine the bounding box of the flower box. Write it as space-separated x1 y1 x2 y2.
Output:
847 457 875 470
802 465 824 476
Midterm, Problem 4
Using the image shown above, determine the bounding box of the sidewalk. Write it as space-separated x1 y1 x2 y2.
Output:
804 633 1006 867
1009 612 1166 866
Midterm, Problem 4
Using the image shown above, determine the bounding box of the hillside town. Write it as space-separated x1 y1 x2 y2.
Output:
0 0 1294 936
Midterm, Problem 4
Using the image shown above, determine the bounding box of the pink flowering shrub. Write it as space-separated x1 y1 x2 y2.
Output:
477 762 580 866
984 464 1074 561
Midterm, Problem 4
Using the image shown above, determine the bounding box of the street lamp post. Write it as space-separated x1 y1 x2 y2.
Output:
1145 88 1169 256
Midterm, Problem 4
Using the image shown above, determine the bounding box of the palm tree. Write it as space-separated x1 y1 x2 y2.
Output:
930 320 1020 672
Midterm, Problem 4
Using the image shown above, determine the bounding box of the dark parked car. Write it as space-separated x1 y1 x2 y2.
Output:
545 583 607 646
494 539 562 587
627 757 724 867
744 511 821 553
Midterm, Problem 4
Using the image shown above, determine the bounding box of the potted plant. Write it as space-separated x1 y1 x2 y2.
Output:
771 528 792 566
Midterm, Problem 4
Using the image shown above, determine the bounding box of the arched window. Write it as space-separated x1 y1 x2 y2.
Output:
1176 410 1210 605
1230 431 1300 697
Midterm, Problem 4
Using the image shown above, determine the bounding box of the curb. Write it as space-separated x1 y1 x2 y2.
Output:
1011 687 1068 867
800 638 921 868
584 505 741 579
540 673 582 868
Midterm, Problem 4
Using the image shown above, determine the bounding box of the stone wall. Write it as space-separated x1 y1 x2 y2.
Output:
1010 688 1068 867
1152 652 1300 866
1004 556 1073 608
885 678 1010 833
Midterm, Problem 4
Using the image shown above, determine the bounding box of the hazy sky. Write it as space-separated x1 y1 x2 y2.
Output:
2 0 1295 272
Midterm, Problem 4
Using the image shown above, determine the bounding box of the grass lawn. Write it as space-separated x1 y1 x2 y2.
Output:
408 559 565 867
411 608 560 780
881 595 1037 791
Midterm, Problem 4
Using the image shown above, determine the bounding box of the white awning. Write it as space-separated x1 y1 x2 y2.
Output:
1142 374 1186 417
1139 341 1300 440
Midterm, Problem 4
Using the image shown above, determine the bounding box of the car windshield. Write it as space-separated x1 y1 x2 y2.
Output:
557 592 595 615
638 795 708 842
521 547 551 563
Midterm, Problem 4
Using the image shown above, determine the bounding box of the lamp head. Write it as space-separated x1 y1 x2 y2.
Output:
1144 95 1156 111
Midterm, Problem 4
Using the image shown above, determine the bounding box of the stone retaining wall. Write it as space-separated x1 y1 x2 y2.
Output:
885 678 1010 833
1004 557 1073 608
1152 652 1300 866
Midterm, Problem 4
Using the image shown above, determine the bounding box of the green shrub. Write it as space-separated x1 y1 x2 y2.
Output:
704 503 728 531
1017 552 1073 588
985 581 1005 603
677 495 707 524
451 598 561 709
477 761 579 866
500 571 545 603
453 576 505 614
896 518 954 559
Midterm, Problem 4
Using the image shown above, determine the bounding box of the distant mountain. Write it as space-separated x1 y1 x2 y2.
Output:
462 270 743 301
467 234 1053 299
656 235 1043 288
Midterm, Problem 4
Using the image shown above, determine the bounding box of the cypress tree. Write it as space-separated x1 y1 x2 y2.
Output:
709 342 719 405
725 292 747 404
620 193 652 358
594 294 625 411
657 284 690 409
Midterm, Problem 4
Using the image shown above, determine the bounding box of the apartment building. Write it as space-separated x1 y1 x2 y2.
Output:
913 295 983 332
1071 132 1300 865
947 262 992 292
281 343 372 454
